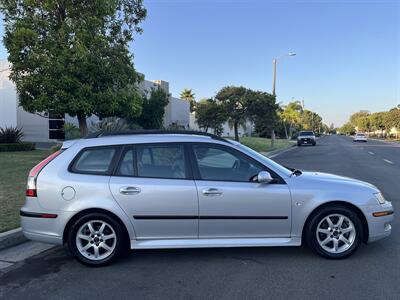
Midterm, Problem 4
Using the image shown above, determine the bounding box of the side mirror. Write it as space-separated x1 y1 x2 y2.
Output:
257 171 273 184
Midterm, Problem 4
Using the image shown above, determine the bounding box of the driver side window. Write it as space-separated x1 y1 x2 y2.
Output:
192 145 262 182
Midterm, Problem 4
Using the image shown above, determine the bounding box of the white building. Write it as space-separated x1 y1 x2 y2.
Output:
0 60 189 142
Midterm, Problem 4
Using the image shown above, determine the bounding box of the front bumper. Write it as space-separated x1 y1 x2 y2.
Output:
364 202 394 243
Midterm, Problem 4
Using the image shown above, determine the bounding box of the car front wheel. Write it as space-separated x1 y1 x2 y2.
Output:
68 213 124 266
306 206 363 259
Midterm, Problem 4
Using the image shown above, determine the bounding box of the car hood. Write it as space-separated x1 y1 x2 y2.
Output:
298 171 378 191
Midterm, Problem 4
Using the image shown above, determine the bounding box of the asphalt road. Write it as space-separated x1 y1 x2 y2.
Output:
1 135 399 300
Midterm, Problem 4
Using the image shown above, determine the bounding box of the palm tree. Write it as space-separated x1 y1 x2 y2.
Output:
180 88 196 112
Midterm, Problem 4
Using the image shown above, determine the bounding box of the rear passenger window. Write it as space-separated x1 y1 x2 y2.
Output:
116 148 134 176
71 147 117 174
136 145 186 179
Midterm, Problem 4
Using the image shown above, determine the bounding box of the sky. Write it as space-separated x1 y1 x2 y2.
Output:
1 0 399 126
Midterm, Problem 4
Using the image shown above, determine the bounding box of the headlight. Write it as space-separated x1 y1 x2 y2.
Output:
374 192 386 204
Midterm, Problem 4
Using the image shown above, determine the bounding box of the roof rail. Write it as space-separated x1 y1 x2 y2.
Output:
85 130 231 143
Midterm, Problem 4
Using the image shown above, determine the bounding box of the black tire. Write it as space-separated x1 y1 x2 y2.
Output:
297 142 301 147
68 212 125 266
305 206 363 259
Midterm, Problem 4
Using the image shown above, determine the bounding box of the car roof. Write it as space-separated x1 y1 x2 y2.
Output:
63 133 233 149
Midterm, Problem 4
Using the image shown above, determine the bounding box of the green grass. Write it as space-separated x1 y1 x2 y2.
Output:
0 150 51 233
237 136 294 153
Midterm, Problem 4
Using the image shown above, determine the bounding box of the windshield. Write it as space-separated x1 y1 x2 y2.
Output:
299 131 314 136
235 143 292 177
356 134 365 137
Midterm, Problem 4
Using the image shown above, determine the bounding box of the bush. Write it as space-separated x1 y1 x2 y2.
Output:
0 142 35 152
63 123 81 140
0 126 24 143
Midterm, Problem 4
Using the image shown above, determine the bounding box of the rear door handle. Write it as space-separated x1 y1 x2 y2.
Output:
119 186 141 195
202 188 223 196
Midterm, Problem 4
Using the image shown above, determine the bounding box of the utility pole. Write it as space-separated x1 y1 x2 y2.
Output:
272 59 277 96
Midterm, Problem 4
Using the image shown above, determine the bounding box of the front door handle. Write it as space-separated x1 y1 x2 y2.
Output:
202 188 223 196
119 186 141 195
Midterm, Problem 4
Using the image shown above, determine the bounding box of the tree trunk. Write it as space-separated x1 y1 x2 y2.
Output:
234 122 239 141
270 128 275 148
77 112 88 137
283 122 289 140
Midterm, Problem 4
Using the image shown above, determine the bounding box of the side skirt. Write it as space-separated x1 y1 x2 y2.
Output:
131 237 302 249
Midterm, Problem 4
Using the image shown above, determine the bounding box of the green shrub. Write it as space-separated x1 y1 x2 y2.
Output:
63 123 81 140
0 142 35 152
0 126 24 143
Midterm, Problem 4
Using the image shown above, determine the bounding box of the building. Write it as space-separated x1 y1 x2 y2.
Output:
0 60 189 142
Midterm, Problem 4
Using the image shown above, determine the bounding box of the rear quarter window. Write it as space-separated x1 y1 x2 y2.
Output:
70 147 119 175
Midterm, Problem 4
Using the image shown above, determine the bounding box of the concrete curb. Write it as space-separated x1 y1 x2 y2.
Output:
261 142 297 158
368 138 400 146
0 228 27 251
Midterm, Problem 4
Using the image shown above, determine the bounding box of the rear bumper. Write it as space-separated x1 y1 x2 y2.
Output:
20 209 73 245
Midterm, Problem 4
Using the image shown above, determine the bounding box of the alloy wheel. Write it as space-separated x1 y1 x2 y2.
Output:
316 214 356 254
75 220 117 261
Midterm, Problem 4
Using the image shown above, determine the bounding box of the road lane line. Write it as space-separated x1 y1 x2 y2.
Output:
368 151 374 155
383 159 394 165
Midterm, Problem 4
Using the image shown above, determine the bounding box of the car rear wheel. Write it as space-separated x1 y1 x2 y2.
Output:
306 206 363 259
68 213 124 266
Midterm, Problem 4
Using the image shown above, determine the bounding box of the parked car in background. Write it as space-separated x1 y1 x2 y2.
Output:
354 133 367 142
21 131 393 266
297 131 316 146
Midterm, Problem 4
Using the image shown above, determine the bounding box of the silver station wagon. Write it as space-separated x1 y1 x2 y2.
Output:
21 131 393 266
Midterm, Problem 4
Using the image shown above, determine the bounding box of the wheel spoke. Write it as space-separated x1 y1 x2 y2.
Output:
342 226 353 234
98 223 106 235
321 237 331 246
87 222 95 234
318 228 331 235
326 217 334 228
82 243 92 251
94 246 100 258
337 216 344 228
78 234 91 241
333 239 339 252
103 233 116 241
340 236 351 245
100 243 112 252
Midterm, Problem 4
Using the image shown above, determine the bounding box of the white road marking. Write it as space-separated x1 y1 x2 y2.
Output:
383 159 394 165
368 151 374 155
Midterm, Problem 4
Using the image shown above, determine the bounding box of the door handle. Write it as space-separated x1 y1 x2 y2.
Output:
119 186 141 195
202 188 223 196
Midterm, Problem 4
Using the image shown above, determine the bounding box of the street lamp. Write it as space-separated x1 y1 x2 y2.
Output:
272 52 296 96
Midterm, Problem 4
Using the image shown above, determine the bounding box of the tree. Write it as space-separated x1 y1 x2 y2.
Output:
195 98 227 135
136 88 169 129
300 110 322 133
247 90 279 144
369 112 386 137
383 107 400 137
339 122 355 135
1 0 147 136
280 101 303 139
349 111 370 132
180 88 196 112
215 86 252 141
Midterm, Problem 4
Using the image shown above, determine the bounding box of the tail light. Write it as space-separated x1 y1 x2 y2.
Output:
26 150 62 197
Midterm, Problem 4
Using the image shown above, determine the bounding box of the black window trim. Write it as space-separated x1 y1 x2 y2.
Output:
188 142 286 184
112 142 194 180
68 145 123 176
